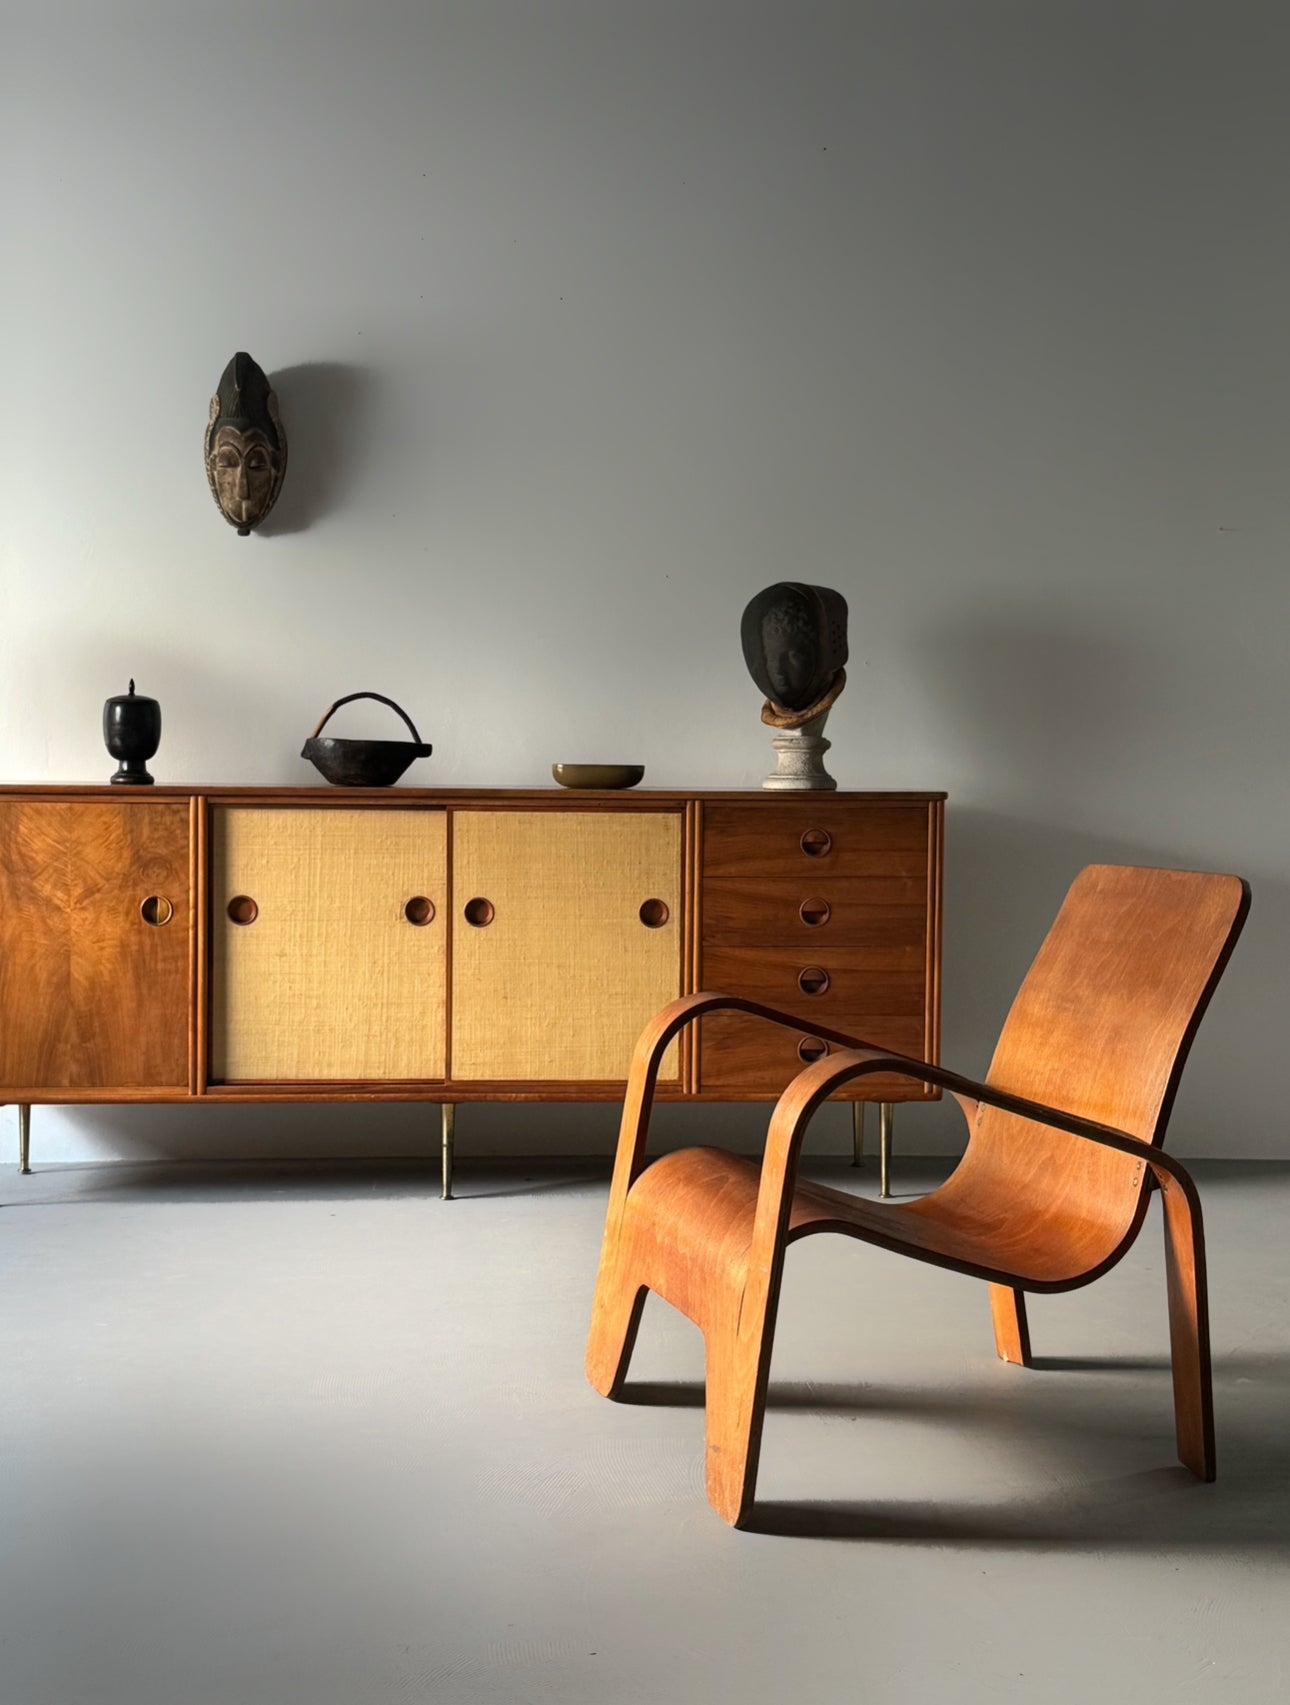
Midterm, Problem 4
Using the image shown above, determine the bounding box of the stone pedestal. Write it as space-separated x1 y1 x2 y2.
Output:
762 711 837 790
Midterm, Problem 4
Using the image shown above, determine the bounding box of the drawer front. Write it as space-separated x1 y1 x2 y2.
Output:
699 1012 930 1098
702 876 927 948
700 944 927 1027
702 803 930 880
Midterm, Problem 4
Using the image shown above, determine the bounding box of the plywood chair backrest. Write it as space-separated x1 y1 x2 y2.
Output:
940 865 1249 1280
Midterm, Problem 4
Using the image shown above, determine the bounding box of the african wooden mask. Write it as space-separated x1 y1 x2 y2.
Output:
204 352 287 534
740 583 849 714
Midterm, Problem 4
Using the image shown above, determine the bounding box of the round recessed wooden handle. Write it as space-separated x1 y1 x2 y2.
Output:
800 828 833 858
639 898 670 928
404 896 435 926
798 965 830 996
799 897 831 927
464 897 495 928
227 895 259 926
140 895 173 927
797 1035 829 1063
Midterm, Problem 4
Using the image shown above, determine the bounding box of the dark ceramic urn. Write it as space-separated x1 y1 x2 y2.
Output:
103 680 161 785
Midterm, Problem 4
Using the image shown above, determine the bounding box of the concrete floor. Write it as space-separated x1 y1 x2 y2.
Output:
1 1155 1286 1705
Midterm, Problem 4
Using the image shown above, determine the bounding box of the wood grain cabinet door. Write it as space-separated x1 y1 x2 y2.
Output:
451 809 682 1082
211 807 447 1081
0 800 192 1091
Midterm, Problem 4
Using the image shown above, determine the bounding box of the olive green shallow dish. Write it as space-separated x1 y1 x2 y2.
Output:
552 763 645 790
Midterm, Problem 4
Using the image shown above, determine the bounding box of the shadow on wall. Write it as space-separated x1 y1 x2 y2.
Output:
256 362 381 536
917 605 1281 1155
913 603 1281 1159
47 632 309 788
943 808 1272 1076
45 1096 854 1170
918 609 1159 812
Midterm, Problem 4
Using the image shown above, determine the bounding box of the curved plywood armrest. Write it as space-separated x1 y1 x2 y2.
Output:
737 1045 1205 1326
603 992 873 1230
624 991 872 1096
767 1044 1193 1184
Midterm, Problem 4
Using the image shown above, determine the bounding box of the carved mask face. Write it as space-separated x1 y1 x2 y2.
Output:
204 353 287 534
210 426 278 529
740 582 849 711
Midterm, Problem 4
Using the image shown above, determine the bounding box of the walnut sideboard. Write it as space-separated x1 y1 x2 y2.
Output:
0 787 944 1197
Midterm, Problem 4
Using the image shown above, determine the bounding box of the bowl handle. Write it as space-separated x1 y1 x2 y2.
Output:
308 692 425 744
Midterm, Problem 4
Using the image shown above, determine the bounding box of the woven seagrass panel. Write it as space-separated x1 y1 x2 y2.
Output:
212 808 447 1080
451 810 682 1081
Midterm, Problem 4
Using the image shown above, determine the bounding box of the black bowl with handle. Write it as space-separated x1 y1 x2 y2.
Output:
301 692 432 787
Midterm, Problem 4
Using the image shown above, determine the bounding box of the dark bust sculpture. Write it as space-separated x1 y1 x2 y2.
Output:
204 352 287 535
740 582 848 725
741 583 848 789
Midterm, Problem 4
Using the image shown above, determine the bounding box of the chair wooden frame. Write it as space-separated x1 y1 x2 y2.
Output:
586 865 1250 1527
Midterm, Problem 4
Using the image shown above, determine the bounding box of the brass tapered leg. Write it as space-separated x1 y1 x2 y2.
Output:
879 1102 894 1198
441 1104 455 1201
18 1104 31 1175
851 1101 865 1167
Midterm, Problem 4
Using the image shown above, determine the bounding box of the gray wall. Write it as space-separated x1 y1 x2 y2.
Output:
3 1 1285 1163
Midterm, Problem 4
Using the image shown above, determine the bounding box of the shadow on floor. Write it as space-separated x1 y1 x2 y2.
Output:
620 1364 1184 1407
1 1157 610 1207
620 1365 1290 1552
747 1463 1290 1550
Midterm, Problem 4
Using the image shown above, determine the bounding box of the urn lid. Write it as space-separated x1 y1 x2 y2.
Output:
105 679 159 708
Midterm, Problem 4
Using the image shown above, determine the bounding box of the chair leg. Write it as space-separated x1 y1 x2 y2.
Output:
989 1283 1032 1366
703 1317 773 1529
586 1266 649 1399
1157 1170 1216 1481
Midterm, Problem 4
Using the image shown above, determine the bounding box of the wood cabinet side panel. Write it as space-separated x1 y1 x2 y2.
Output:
0 800 191 1090
211 808 447 1080
451 810 682 1081
695 799 943 1100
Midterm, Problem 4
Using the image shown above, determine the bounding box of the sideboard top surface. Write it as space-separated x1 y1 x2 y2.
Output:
0 784 947 803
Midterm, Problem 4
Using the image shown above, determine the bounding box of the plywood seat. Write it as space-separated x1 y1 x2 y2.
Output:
587 864 1251 1526
624 1145 1121 1302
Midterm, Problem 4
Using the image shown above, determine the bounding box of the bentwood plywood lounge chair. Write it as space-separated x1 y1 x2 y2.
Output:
586 865 1249 1527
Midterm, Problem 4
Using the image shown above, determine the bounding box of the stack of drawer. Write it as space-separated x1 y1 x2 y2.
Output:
697 798 941 1100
